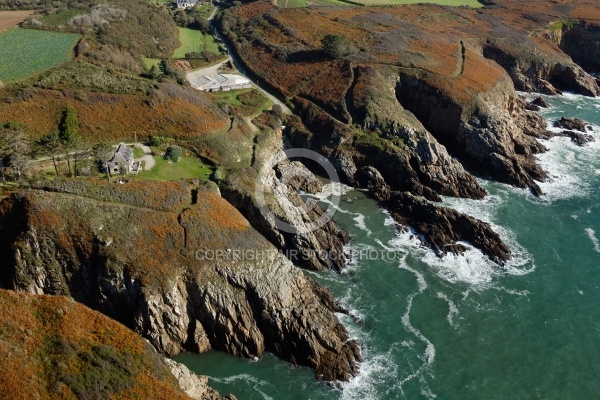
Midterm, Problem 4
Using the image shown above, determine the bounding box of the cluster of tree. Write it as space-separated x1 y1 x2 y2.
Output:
321 34 357 61
35 107 84 177
171 7 210 33
0 122 30 184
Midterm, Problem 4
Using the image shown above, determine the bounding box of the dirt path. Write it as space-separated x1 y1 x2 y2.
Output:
450 40 466 78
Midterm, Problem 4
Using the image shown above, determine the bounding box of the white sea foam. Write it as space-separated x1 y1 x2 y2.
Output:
210 374 274 400
585 228 600 254
436 292 459 326
396 264 436 393
352 214 372 236
339 347 399 400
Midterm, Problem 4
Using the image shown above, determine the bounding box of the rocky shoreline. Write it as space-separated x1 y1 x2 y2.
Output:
218 0 600 264
0 180 361 382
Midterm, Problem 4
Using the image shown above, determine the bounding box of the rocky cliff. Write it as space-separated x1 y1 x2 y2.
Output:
0 289 226 400
217 0 600 262
0 180 361 382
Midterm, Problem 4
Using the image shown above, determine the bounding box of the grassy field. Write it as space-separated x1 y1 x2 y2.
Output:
37 9 81 27
0 10 33 31
173 27 221 58
0 28 79 83
143 57 161 69
139 155 214 181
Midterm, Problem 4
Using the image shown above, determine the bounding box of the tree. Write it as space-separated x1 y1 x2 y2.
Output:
321 34 356 60
58 107 81 176
36 131 61 177
0 122 30 183
93 142 114 174
166 145 182 162
149 64 162 80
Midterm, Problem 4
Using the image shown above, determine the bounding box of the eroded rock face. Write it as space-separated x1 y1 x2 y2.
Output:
558 23 600 74
221 142 350 273
164 358 231 400
397 70 547 195
0 180 361 382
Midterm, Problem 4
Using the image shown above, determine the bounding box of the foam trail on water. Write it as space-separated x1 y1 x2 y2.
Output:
585 228 600 254
436 292 459 326
396 262 436 394
209 374 274 400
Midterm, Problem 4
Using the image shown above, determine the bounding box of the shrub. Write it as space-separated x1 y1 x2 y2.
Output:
166 145 182 162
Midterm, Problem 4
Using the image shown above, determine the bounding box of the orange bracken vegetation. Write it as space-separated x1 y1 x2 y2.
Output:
0 89 229 142
0 289 189 400
204 192 250 231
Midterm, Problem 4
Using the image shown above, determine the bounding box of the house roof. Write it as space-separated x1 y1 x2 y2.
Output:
110 143 133 165
191 73 251 91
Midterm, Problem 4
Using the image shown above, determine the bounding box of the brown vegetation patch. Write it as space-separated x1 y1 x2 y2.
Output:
0 289 189 399
0 88 229 142
0 10 32 31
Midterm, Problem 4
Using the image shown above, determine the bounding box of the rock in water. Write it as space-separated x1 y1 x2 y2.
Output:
385 192 511 264
554 117 591 132
557 130 596 146
531 96 550 108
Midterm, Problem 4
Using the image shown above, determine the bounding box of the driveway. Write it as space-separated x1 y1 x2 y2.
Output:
134 143 155 171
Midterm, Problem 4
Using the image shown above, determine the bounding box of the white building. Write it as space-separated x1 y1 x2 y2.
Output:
190 73 252 92
177 0 198 9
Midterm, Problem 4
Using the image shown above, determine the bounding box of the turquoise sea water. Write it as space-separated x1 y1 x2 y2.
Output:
177 93 600 399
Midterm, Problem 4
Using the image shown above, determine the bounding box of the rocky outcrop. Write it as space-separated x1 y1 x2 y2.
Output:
384 192 511 264
554 116 592 132
164 358 233 400
396 69 547 196
221 131 350 272
526 96 550 111
0 180 361 382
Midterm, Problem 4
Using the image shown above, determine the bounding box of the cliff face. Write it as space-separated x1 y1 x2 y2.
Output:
217 0 600 262
0 180 361 382
0 289 223 400
397 64 548 194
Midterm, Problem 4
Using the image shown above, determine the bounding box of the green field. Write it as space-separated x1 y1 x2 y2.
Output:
139 156 214 181
173 27 221 58
0 28 79 83
143 57 161 69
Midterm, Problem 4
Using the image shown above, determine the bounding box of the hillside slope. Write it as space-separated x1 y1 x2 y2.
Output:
0 179 361 382
0 289 225 399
